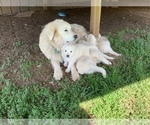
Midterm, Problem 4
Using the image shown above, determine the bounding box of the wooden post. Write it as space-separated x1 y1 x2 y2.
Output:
90 0 102 38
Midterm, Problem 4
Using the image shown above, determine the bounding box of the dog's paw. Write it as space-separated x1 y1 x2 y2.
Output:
53 71 63 80
117 53 122 56
105 61 112 65
72 73 80 81
64 62 68 67
109 57 114 60
102 71 107 78
65 68 70 73
110 51 122 57
113 53 122 56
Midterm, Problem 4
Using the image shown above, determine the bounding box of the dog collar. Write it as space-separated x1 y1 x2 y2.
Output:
54 48 60 54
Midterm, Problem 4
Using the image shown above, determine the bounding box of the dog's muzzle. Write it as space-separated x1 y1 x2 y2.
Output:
74 35 78 40
66 55 70 58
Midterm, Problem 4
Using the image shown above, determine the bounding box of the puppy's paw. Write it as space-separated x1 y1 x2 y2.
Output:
72 73 80 81
53 71 63 80
109 57 114 60
105 61 112 65
102 70 107 78
65 68 70 73
64 62 68 67
117 53 122 56
110 51 122 57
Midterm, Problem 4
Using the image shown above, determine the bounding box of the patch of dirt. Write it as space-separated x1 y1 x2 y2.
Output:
0 7 150 87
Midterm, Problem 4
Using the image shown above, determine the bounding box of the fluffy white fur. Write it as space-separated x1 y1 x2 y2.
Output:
71 24 87 42
79 33 121 57
97 35 121 56
76 56 107 78
61 43 114 73
39 20 121 81
78 33 97 45
39 19 77 80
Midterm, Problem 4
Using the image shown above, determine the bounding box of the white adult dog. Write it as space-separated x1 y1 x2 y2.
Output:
39 19 77 80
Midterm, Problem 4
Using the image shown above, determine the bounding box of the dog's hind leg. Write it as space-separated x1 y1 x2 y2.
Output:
71 65 80 81
51 59 63 80
101 53 114 60
90 50 112 65
89 66 107 78
108 49 121 56
100 56 112 65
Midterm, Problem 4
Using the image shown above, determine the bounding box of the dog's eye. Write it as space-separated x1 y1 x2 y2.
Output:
64 29 68 32
70 51 72 53
65 50 67 52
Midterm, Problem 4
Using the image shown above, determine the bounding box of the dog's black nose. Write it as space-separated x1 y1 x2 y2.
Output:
74 35 78 39
66 55 69 58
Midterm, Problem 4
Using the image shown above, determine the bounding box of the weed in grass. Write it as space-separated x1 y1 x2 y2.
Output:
0 72 7 85
19 61 33 80
0 58 11 70
0 43 5 50
13 41 24 48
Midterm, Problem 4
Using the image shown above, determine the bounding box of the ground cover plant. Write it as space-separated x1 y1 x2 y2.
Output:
0 28 150 119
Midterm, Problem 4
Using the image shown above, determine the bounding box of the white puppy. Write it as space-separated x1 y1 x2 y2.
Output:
76 56 107 78
79 33 121 57
71 24 87 42
97 35 121 56
39 19 77 80
78 33 97 45
61 43 114 73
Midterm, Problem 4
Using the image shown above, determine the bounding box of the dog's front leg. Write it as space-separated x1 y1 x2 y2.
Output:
71 65 80 81
51 59 63 80
63 60 68 67
65 60 76 73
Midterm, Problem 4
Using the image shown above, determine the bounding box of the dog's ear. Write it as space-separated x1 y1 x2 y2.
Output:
51 29 57 41
48 29 60 51
48 29 57 41
52 30 65 51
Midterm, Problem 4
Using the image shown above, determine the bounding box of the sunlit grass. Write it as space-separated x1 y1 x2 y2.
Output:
80 77 150 118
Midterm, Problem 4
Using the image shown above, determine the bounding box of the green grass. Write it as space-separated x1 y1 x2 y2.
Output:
0 81 88 118
13 41 24 48
19 61 33 80
0 28 150 119
80 77 150 119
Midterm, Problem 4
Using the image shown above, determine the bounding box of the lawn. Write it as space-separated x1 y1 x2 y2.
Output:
0 28 150 120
